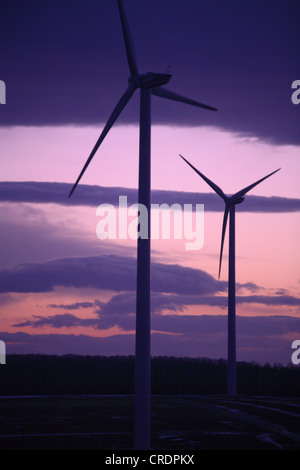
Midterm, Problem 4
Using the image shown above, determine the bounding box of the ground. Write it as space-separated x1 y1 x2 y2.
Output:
0 395 299 450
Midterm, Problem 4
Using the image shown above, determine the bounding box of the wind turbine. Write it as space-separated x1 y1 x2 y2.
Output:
68 0 217 450
180 155 280 396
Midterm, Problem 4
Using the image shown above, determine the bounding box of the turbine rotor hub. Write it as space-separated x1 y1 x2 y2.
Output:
232 196 245 205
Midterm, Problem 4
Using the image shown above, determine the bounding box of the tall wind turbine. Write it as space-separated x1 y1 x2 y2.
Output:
180 155 280 396
69 1 217 450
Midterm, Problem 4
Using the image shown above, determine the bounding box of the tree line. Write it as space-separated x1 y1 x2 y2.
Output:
0 354 299 396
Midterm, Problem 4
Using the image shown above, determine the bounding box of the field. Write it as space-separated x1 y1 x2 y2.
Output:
0 394 299 450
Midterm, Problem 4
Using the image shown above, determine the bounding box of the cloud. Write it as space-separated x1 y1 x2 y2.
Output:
94 292 300 330
47 302 95 310
13 313 98 329
13 291 300 333
0 331 136 357
3 313 300 364
1 182 299 212
236 295 300 307
0 1 299 145
0 200 137 268
0 254 226 295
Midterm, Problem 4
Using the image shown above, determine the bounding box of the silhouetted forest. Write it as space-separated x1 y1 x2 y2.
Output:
0 355 299 396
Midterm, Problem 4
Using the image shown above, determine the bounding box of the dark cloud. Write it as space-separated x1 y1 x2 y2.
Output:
236 295 300 307
98 291 300 314
152 314 300 338
0 0 299 145
0 330 136 357
0 200 137 268
0 254 226 295
1 181 299 212
3 312 300 364
13 292 300 332
94 293 226 327
13 313 98 329
94 292 300 330
2 250 298 311
47 302 95 310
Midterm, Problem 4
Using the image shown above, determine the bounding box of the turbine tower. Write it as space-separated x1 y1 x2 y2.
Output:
180 155 280 396
68 1 217 450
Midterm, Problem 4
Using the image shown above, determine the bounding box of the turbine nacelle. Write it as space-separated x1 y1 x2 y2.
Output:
129 72 172 89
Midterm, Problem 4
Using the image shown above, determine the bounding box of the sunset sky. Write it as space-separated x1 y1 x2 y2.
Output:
0 0 299 366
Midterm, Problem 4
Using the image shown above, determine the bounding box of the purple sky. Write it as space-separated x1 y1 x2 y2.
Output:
0 0 299 366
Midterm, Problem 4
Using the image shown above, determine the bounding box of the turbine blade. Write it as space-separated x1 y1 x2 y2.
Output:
117 0 139 76
233 168 281 199
69 84 136 198
179 155 227 200
219 203 230 278
151 87 218 111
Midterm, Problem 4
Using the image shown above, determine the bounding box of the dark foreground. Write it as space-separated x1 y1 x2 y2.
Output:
0 395 299 450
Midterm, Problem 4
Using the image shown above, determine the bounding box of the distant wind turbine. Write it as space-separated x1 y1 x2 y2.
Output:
180 154 280 396
68 0 217 450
